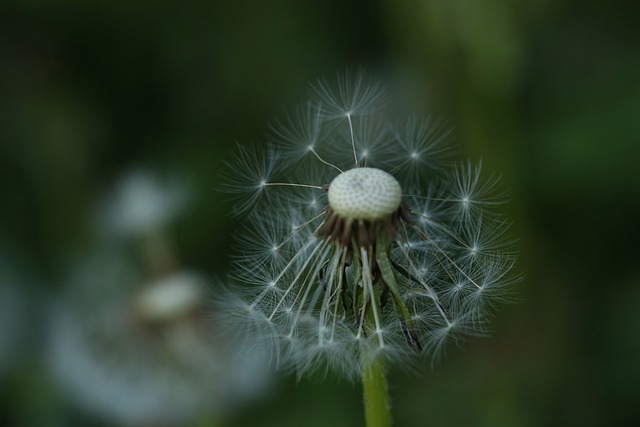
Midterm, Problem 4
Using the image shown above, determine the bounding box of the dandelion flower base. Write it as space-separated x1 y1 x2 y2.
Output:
328 168 402 221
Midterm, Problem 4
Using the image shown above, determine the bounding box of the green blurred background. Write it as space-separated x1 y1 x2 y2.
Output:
1 0 639 426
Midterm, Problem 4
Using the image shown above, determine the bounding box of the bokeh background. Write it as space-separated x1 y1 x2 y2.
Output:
1 0 639 426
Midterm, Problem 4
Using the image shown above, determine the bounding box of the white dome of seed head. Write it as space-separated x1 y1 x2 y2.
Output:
328 168 402 220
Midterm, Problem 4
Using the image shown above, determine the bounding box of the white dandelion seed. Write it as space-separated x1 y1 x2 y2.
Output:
220 72 517 379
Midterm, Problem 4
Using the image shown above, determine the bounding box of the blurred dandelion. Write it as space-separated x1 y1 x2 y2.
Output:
48 169 271 427
99 169 188 238
96 168 191 277
48 254 270 427
220 72 518 426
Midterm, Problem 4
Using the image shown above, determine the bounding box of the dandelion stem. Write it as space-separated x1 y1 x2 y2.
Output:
362 354 392 427
362 258 392 427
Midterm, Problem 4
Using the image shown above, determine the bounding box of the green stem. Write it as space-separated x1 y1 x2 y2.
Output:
362 355 392 427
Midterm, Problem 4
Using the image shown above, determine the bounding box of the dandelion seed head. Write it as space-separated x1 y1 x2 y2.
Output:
219 72 518 378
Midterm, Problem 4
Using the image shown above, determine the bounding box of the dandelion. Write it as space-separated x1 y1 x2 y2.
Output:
48 251 272 427
47 171 271 426
99 169 188 238
221 71 517 426
97 168 189 275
